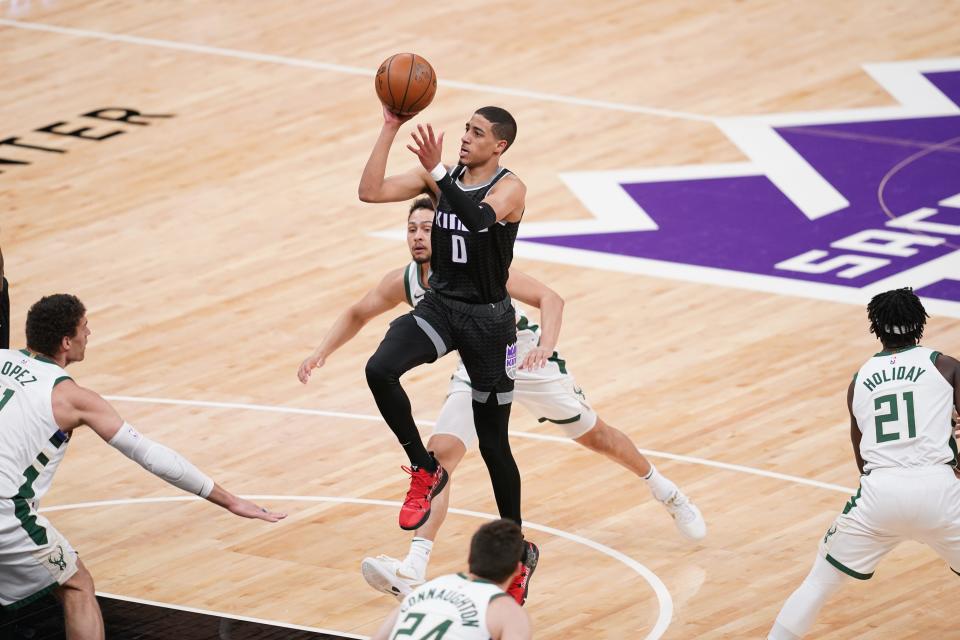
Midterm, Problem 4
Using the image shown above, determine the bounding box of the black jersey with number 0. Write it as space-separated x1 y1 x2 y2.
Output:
429 165 520 304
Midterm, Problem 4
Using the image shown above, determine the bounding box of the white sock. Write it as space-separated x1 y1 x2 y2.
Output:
401 537 433 580
644 463 678 502
770 555 850 639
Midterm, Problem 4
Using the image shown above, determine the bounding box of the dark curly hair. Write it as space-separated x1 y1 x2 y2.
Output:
25 294 86 358
867 287 928 349
408 197 435 218
468 518 525 583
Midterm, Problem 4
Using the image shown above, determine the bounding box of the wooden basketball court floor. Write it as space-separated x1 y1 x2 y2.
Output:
4 1 960 637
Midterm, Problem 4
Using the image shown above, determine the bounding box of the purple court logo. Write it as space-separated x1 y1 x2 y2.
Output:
505 342 517 380
513 58 960 319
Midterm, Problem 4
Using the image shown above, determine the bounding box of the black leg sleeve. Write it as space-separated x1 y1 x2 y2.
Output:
474 397 521 525
0 278 8 350
365 314 441 469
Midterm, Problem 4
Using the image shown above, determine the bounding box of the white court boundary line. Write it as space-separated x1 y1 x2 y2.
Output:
43 495 674 640
96 590 368 640
0 18 712 123
104 394 856 494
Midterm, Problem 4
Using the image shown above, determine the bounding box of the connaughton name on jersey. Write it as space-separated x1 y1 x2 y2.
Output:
400 586 481 628
861 366 927 392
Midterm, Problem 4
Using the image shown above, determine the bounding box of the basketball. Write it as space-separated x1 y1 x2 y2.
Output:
375 53 437 116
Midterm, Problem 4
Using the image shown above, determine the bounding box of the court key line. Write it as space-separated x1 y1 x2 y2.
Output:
0 18 713 123
104 394 857 494
43 495 674 640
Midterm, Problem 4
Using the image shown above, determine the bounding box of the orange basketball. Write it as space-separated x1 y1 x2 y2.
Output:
375 53 437 116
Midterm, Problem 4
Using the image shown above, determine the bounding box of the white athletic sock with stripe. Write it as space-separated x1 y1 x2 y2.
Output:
644 463 678 502
401 537 433 581
768 554 849 639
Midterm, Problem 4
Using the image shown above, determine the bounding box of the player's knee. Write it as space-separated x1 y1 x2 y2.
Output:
427 434 466 472
364 353 396 389
58 560 96 598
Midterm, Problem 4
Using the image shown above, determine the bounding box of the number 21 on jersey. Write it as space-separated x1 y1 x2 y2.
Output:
874 391 916 443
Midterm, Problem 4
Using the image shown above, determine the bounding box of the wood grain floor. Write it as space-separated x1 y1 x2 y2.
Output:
3 1 960 637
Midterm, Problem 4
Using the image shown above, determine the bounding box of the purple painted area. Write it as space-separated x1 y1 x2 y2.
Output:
914 279 960 303
526 70 960 287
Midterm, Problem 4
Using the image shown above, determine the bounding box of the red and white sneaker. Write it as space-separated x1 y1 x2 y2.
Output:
507 540 539 606
398 460 448 530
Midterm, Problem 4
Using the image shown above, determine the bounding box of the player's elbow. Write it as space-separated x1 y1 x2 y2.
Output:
357 186 377 203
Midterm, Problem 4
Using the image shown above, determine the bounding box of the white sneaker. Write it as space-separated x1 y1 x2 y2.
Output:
361 554 424 599
662 490 707 541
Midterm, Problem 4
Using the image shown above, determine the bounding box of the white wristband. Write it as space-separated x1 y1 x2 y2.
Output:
429 163 447 181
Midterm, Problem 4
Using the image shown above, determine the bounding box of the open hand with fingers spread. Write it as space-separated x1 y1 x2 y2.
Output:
406 124 444 172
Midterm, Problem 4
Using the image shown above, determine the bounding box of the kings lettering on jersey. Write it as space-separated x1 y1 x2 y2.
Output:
435 209 490 234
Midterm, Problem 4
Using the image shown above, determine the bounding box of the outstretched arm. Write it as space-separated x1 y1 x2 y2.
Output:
506 269 564 370
358 106 436 203
847 378 865 474
298 268 407 383
52 380 285 522
407 124 525 231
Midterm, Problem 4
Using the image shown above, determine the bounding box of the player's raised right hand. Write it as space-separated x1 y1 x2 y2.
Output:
383 104 414 127
298 350 326 384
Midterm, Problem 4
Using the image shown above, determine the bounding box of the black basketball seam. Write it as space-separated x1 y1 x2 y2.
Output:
407 62 435 114
398 53 416 113
384 55 397 110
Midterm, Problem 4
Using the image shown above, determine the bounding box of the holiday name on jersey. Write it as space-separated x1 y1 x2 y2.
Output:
861 366 926 392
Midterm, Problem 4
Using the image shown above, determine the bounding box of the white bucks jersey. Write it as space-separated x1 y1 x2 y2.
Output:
389 573 506 640
852 345 955 472
403 261 540 353
404 261 430 308
0 349 72 504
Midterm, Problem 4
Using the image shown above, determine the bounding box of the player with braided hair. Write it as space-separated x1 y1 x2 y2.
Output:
769 288 960 639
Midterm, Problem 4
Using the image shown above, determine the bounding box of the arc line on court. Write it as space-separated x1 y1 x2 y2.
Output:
103 394 857 494
43 495 675 640
0 18 713 123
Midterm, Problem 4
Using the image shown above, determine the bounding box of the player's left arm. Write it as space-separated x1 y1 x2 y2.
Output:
847 377 865 475
506 269 564 370
407 124 525 231
370 605 401 640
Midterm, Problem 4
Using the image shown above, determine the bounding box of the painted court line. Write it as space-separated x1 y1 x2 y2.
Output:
46 495 674 640
103 394 856 494
96 591 368 640
0 18 713 123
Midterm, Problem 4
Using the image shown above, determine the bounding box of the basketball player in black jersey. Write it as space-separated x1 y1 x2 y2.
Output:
359 105 537 604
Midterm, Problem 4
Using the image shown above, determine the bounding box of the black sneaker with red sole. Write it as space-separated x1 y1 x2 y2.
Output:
507 540 539 605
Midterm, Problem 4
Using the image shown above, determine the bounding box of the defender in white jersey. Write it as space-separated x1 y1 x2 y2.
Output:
372 519 530 640
298 199 705 602
1 294 285 637
769 288 960 640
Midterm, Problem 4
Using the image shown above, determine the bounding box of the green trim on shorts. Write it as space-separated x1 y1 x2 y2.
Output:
538 414 581 425
2 580 58 611
825 554 873 580
841 486 862 515
548 352 567 374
